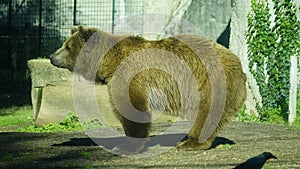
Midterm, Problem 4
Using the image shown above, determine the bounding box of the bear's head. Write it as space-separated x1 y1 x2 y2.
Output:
51 26 149 83
49 25 99 71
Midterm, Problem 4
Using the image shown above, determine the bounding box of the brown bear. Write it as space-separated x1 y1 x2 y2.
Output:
50 25 246 152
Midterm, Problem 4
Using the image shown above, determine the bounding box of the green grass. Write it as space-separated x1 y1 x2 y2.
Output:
237 91 300 129
263 166 280 169
18 112 83 133
0 106 32 127
1 100 299 132
0 154 14 162
80 150 92 159
18 112 102 133
288 114 300 130
236 105 260 122
84 165 93 169
18 122 83 133
0 106 102 133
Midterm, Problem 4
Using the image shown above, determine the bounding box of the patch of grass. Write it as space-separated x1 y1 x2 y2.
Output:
18 112 83 133
221 143 233 148
18 112 103 133
60 112 82 129
237 105 259 122
82 118 102 129
0 154 14 162
291 93 300 129
84 165 93 169
0 105 32 127
263 166 280 169
215 143 233 149
18 122 82 133
237 104 299 127
80 150 92 159
288 114 300 130
260 107 286 125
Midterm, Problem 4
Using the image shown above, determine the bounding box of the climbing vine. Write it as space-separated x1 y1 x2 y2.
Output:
247 0 300 121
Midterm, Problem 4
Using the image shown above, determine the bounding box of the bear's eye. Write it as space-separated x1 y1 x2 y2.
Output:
66 45 70 50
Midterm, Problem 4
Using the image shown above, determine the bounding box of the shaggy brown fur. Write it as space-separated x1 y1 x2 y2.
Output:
50 25 246 151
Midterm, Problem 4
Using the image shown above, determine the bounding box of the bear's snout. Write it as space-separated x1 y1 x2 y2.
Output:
49 47 69 68
49 52 60 67
49 52 55 60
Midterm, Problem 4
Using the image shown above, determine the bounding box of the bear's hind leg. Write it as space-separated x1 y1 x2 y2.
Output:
176 134 215 151
176 104 216 150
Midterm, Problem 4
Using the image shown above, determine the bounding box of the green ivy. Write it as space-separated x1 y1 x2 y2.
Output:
247 0 300 122
260 107 286 124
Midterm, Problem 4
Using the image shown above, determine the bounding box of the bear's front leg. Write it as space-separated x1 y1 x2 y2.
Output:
124 81 152 137
112 108 151 154
112 83 152 154
121 116 151 138
111 115 151 155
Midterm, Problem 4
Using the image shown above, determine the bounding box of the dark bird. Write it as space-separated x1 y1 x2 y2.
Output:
233 152 277 169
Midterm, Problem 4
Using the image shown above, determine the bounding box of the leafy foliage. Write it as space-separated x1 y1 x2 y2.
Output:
18 112 82 133
247 0 300 122
260 107 286 124
60 112 81 129
237 105 259 122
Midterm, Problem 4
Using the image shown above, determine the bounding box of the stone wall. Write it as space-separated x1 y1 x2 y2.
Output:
230 0 261 115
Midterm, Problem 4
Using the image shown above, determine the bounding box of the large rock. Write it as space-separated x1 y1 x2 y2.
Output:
27 59 72 122
35 81 75 125
27 59 118 126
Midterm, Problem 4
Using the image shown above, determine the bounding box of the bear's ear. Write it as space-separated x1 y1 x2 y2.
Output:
71 26 78 34
77 25 97 42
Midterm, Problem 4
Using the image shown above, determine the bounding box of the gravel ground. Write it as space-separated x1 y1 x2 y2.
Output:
0 121 300 169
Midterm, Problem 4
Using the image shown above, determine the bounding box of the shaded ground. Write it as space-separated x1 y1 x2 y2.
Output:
0 121 300 169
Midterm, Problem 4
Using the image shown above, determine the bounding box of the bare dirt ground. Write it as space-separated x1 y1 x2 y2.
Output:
0 121 300 169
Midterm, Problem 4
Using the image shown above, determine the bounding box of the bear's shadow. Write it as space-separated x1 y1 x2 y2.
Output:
52 134 235 150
